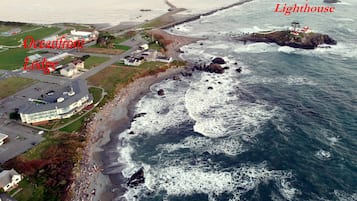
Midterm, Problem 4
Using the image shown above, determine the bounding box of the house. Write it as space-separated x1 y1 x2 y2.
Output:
71 60 84 70
59 60 84 77
0 169 22 192
60 66 78 77
124 56 144 66
0 133 8 146
139 44 149 51
19 80 93 125
156 56 173 63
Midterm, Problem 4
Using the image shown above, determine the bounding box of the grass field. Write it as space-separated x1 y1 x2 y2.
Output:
0 26 62 70
0 48 31 70
58 56 75 65
84 56 110 69
114 44 131 51
0 24 38 33
88 61 167 96
89 87 103 103
87 66 141 95
12 179 46 201
0 77 35 99
59 116 86 133
0 26 61 46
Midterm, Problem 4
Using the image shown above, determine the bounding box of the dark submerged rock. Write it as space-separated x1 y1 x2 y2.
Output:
236 67 242 73
323 0 339 3
173 75 181 81
158 89 165 96
212 57 226 64
127 167 145 187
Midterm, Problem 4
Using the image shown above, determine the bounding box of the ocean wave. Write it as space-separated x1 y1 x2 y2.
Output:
121 161 298 201
243 75 317 86
333 190 357 201
128 79 190 135
158 135 247 156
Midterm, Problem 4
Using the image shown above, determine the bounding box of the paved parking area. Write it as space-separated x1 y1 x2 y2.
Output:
0 122 43 163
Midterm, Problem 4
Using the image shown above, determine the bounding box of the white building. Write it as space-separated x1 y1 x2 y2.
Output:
0 169 23 192
69 30 98 42
0 133 8 146
47 52 70 63
27 54 42 63
124 56 144 66
60 66 78 77
60 60 84 77
19 80 93 125
139 44 149 51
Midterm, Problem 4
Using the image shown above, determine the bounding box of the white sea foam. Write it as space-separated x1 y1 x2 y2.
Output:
278 46 296 54
158 135 246 156
333 190 357 201
120 161 299 201
243 75 317 86
315 149 332 161
128 79 190 135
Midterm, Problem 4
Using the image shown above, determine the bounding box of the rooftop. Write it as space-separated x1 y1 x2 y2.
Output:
0 169 20 187
19 80 91 114
0 133 8 140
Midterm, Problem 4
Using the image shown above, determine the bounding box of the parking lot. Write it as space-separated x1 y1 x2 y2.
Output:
0 122 43 163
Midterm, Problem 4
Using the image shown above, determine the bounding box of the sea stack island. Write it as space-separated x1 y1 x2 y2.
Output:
237 22 337 49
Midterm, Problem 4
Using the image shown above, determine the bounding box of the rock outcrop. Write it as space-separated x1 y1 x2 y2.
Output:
127 168 145 188
238 30 337 49
193 63 225 74
158 89 165 96
323 0 339 3
212 57 226 65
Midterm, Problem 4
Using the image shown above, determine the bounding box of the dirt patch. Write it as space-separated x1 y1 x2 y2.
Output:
148 29 202 59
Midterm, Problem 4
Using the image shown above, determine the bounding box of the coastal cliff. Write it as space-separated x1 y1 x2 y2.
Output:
237 30 337 49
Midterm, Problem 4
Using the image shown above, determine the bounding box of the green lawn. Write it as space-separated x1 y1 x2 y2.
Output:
114 44 130 51
83 56 109 69
0 48 31 70
89 87 103 103
0 24 38 33
57 29 71 36
0 27 61 46
137 61 166 70
21 137 59 160
59 56 75 65
88 61 167 96
0 77 35 99
149 42 163 51
9 178 47 201
87 66 141 95
59 116 86 133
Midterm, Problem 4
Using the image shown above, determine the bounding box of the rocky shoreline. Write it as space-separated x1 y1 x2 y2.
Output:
70 65 190 201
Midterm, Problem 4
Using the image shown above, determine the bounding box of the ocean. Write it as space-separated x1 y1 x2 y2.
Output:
113 0 357 200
